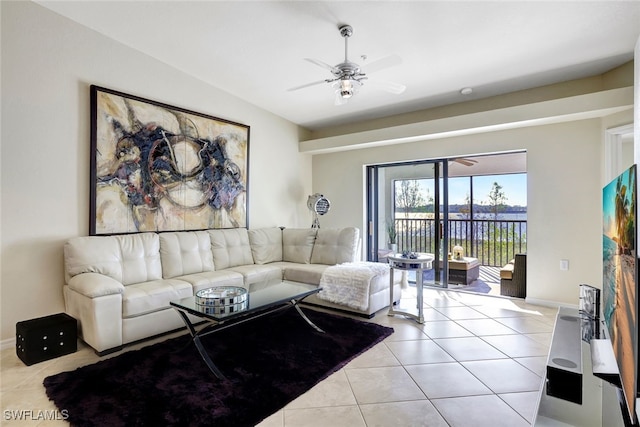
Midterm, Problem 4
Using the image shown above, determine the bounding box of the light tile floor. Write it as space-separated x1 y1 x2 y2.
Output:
1 287 558 427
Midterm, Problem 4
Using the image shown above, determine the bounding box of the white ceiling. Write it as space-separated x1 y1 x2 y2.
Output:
37 1 640 131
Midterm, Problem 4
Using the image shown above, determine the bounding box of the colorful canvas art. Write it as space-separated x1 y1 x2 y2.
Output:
603 164 637 421
90 86 249 235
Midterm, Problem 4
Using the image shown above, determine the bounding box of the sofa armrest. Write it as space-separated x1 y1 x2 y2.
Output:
67 273 125 298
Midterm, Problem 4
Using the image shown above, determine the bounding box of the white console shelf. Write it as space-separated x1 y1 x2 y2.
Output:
533 307 626 427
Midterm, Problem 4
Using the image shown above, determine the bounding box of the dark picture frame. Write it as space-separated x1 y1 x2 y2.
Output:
90 85 249 235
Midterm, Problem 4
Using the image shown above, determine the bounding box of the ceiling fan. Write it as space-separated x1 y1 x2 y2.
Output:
288 24 406 105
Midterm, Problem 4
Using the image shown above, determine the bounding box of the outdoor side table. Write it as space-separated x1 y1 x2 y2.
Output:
387 253 434 324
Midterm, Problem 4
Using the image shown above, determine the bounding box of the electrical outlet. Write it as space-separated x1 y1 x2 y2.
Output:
560 259 569 271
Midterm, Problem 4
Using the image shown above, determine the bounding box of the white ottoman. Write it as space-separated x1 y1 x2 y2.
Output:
305 262 401 317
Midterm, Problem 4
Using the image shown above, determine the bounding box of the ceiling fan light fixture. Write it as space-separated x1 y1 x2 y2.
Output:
340 79 354 98
334 78 361 99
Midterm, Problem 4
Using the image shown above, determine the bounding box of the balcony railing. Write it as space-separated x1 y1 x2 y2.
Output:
395 218 526 267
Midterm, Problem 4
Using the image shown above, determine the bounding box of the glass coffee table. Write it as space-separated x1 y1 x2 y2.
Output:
170 280 323 379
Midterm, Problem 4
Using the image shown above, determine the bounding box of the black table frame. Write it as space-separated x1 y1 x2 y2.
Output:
170 284 324 379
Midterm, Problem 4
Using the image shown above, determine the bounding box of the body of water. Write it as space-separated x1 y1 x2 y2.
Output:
449 213 527 221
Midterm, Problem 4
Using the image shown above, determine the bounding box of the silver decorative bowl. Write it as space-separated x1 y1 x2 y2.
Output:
197 301 248 315
195 286 248 307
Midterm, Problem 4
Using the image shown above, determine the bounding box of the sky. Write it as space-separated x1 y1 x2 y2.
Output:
416 173 527 206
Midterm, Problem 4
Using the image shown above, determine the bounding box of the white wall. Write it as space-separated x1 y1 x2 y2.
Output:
0 2 311 341
313 119 608 306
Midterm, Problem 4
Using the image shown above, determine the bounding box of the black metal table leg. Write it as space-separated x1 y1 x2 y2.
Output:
172 291 324 379
174 309 226 379
293 302 325 333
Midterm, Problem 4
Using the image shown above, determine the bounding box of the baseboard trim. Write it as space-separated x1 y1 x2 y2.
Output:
525 297 578 310
1 337 16 351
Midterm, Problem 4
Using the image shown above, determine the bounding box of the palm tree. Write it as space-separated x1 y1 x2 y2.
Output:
615 176 630 253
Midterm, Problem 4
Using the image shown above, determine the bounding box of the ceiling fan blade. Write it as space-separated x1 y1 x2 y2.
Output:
367 79 406 94
451 158 479 167
363 54 402 74
304 58 340 74
287 79 328 92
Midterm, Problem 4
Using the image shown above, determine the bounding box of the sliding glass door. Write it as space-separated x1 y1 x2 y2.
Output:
366 160 449 287
367 151 528 292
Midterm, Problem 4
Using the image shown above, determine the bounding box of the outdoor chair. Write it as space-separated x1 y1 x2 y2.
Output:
500 253 527 298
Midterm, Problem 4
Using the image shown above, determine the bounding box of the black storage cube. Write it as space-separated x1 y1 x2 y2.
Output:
16 313 77 366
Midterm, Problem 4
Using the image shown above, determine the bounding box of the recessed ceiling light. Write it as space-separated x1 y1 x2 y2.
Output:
460 87 473 95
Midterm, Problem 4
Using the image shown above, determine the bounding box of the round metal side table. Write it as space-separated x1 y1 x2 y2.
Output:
387 253 434 324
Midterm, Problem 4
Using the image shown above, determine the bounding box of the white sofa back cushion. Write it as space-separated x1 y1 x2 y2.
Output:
282 228 317 264
115 233 163 285
310 227 360 265
159 231 214 279
208 228 254 270
248 227 283 264
64 233 162 285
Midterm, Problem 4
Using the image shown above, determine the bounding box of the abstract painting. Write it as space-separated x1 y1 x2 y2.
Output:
90 85 249 235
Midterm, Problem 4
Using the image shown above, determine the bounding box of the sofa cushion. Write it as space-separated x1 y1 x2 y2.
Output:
310 227 359 265
226 264 284 286
175 270 244 294
115 233 163 285
282 263 329 286
282 228 317 264
122 278 192 318
248 227 283 264
500 263 514 280
159 231 214 279
208 228 254 270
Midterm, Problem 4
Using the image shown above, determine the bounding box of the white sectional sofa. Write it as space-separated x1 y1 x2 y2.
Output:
63 227 400 354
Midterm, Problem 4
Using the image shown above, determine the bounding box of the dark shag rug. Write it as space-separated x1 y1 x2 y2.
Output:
43 308 393 427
